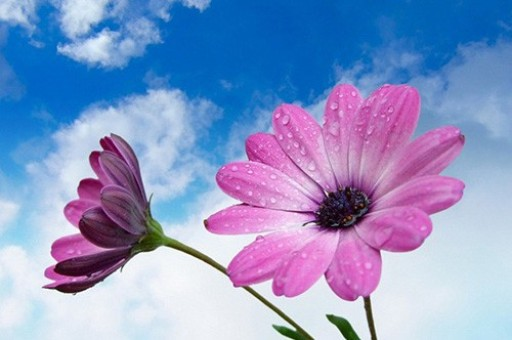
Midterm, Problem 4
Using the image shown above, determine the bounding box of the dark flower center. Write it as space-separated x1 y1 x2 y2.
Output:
314 187 370 229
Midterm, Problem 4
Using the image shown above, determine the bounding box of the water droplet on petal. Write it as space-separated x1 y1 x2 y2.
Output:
364 262 373 270
231 165 238 172
281 114 290 125
329 102 339 110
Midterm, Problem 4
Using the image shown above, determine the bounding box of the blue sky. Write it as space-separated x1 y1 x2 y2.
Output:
1 1 512 339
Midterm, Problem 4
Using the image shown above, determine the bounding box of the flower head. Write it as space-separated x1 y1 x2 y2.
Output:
45 134 164 293
206 84 465 300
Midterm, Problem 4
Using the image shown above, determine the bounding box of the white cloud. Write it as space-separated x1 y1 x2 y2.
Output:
53 0 211 68
334 40 423 96
333 38 512 141
0 246 39 331
0 199 19 234
57 0 111 38
0 0 37 30
180 0 211 11
412 39 512 140
57 17 161 68
27 87 219 206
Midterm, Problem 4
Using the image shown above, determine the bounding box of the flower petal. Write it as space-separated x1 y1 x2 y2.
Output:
103 134 147 203
272 104 337 192
44 261 124 293
373 175 465 214
246 133 324 202
80 207 141 248
349 85 420 191
272 229 339 297
64 199 96 227
99 151 146 207
77 178 103 201
54 247 130 277
325 230 382 301
323 84 363 186
356 207 432 252
64 177 102 227
89 151 109 184
216 161 317 211
50 234 103 261
100 185 146 235
205 204 314 234
227 228 318 286
375 126 465 196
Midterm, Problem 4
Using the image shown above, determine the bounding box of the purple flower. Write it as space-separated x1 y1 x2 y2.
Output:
206 84 465 300
45 134 163 293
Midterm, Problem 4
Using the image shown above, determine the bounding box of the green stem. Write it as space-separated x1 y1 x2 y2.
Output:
363 296 377 340
162 236 314 340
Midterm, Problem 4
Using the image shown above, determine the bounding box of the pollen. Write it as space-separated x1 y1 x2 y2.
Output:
314 187 370 229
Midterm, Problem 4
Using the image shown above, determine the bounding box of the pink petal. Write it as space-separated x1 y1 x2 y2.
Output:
107 134 147 203
216 161 317 211
77 178 102 201
356 207 432 252
89 151 109 184
272 104 337 192
80 207 141 248
374 126 465 196
44 261 124 293
206 204 314 234
50 234 103 261
325 230 382 301
349 85 420 191
272 228 339 297
227 228 318 286
322 84 363 186
64 199 97 227
373 175 465 214
99 151 146 207
246 133 324 202
100 185 146 235
54 247 130 276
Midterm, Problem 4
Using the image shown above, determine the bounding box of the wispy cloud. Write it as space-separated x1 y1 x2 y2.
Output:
0 54 25 100
0 199 19 234
333 37 512 142
412 39 512 141
54 0 211 68
0 0 38 31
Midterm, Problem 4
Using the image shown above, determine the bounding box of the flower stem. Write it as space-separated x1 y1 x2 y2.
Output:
162 236 314 340
363 296 377 340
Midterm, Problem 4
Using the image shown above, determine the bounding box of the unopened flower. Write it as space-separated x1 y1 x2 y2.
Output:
45 134 164 293
206 84 465 300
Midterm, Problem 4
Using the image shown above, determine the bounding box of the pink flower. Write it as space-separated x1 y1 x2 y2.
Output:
45 134 163 293
206 84 465 300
